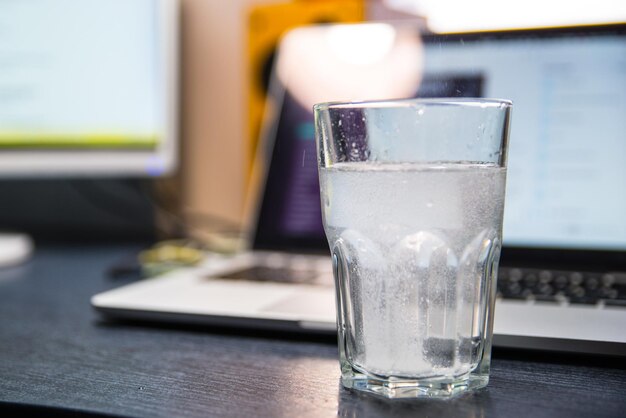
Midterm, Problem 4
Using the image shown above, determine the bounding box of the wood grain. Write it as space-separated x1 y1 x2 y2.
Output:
1 246 625 417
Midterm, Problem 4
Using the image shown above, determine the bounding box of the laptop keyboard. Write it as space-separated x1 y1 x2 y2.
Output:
218 259 626 308
498 267 626 306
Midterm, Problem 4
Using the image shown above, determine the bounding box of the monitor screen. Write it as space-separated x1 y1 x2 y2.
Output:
420 28 626 250
0 0 178 177
253 24 626 255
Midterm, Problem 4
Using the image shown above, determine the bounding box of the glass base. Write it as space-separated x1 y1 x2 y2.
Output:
341 365 489 399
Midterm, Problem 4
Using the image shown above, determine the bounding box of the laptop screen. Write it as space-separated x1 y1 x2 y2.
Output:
253 24 626 264
422 28 626 251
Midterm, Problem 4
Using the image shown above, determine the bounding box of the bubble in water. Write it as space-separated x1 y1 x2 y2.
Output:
389 231 460 373
320 163 506 379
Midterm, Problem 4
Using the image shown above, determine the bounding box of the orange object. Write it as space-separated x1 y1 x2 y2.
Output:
246 0 364 172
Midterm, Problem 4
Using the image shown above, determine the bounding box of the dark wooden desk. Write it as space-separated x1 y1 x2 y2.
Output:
1 245 625 417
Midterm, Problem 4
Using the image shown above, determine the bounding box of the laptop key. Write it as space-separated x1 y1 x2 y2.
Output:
535 282 554 296
569 297 598 305
501 294 528 300
553 275 569 290
584 276 600 291
533 295 558 303
569 272 584 286
598 287 618 300
604 299 626 307
523 273 538 287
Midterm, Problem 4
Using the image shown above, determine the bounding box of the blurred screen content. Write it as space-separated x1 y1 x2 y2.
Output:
257 24 626 252
0 0 161 150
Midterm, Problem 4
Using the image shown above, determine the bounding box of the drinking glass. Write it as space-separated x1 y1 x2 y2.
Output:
314 98 512 398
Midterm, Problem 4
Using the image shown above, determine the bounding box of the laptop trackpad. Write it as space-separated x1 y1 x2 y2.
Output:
260 289 335 322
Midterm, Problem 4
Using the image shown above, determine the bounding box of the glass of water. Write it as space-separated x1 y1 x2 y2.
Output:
314 98 512 399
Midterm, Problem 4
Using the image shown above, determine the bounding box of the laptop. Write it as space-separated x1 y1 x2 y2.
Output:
92 23 626 356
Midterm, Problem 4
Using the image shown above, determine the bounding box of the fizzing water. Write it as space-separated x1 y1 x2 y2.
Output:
320 162 506 379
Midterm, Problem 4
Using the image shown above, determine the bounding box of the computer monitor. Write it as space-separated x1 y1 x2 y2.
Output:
0 0 179 177
0 0 179 265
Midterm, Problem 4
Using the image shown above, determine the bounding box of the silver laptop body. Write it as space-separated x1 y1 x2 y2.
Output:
93 23 626 356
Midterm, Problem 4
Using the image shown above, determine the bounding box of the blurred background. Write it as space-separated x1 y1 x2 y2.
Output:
182 0 624 233
0 0 624 262
183 0 624 229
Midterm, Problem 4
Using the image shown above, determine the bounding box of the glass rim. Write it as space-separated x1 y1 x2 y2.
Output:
313 97 512 112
